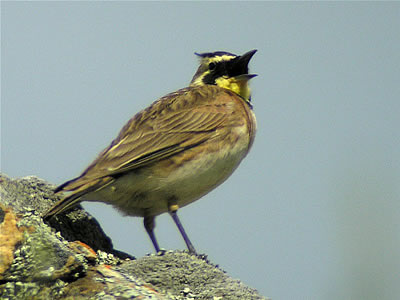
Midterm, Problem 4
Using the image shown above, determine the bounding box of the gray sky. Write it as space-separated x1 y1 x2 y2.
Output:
2 2 400 299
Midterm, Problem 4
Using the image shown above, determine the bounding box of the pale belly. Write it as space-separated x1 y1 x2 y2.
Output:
82 127 252 217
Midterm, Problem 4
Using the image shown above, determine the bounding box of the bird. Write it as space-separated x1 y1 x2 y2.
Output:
43 49 257 254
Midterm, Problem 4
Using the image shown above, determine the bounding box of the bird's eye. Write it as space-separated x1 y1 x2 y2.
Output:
208 62 216 70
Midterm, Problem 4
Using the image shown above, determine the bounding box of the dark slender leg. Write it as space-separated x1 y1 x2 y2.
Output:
169 207 196 254
144 215 160 253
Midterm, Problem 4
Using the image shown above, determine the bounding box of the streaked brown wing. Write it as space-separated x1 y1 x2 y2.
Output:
59 86 247 192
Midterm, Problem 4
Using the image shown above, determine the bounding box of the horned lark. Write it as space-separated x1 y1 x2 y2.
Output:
44 50 257 254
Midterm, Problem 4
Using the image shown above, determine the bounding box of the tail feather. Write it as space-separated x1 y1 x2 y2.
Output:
43 194 82 220
54 177 77 193
44 176 114 220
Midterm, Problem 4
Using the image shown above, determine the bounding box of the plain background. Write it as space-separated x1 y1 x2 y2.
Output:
2 2 400 299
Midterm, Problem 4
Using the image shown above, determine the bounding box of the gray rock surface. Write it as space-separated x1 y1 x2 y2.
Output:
0 174 268 299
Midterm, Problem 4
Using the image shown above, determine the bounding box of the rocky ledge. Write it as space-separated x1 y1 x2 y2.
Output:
0 174 267 299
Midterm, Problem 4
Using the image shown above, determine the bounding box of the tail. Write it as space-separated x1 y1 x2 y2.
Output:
43 175 114 220
42 193 82 220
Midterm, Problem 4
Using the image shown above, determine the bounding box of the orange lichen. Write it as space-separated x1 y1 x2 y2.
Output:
0 205 25 279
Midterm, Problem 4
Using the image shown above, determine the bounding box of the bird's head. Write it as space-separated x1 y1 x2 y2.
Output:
190 49 257 102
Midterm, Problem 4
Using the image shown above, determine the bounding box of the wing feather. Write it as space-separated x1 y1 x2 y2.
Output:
59 86 247 192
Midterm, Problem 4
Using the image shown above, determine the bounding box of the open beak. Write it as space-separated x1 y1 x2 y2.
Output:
229 49 257 79
234 73 258 82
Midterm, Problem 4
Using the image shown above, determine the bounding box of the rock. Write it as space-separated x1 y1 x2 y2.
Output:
0 174 268 299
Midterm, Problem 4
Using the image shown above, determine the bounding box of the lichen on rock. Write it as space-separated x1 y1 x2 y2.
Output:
0 174 267 299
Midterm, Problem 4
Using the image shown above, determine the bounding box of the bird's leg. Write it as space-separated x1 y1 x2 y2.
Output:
144 215 161 253
168 204 197 254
